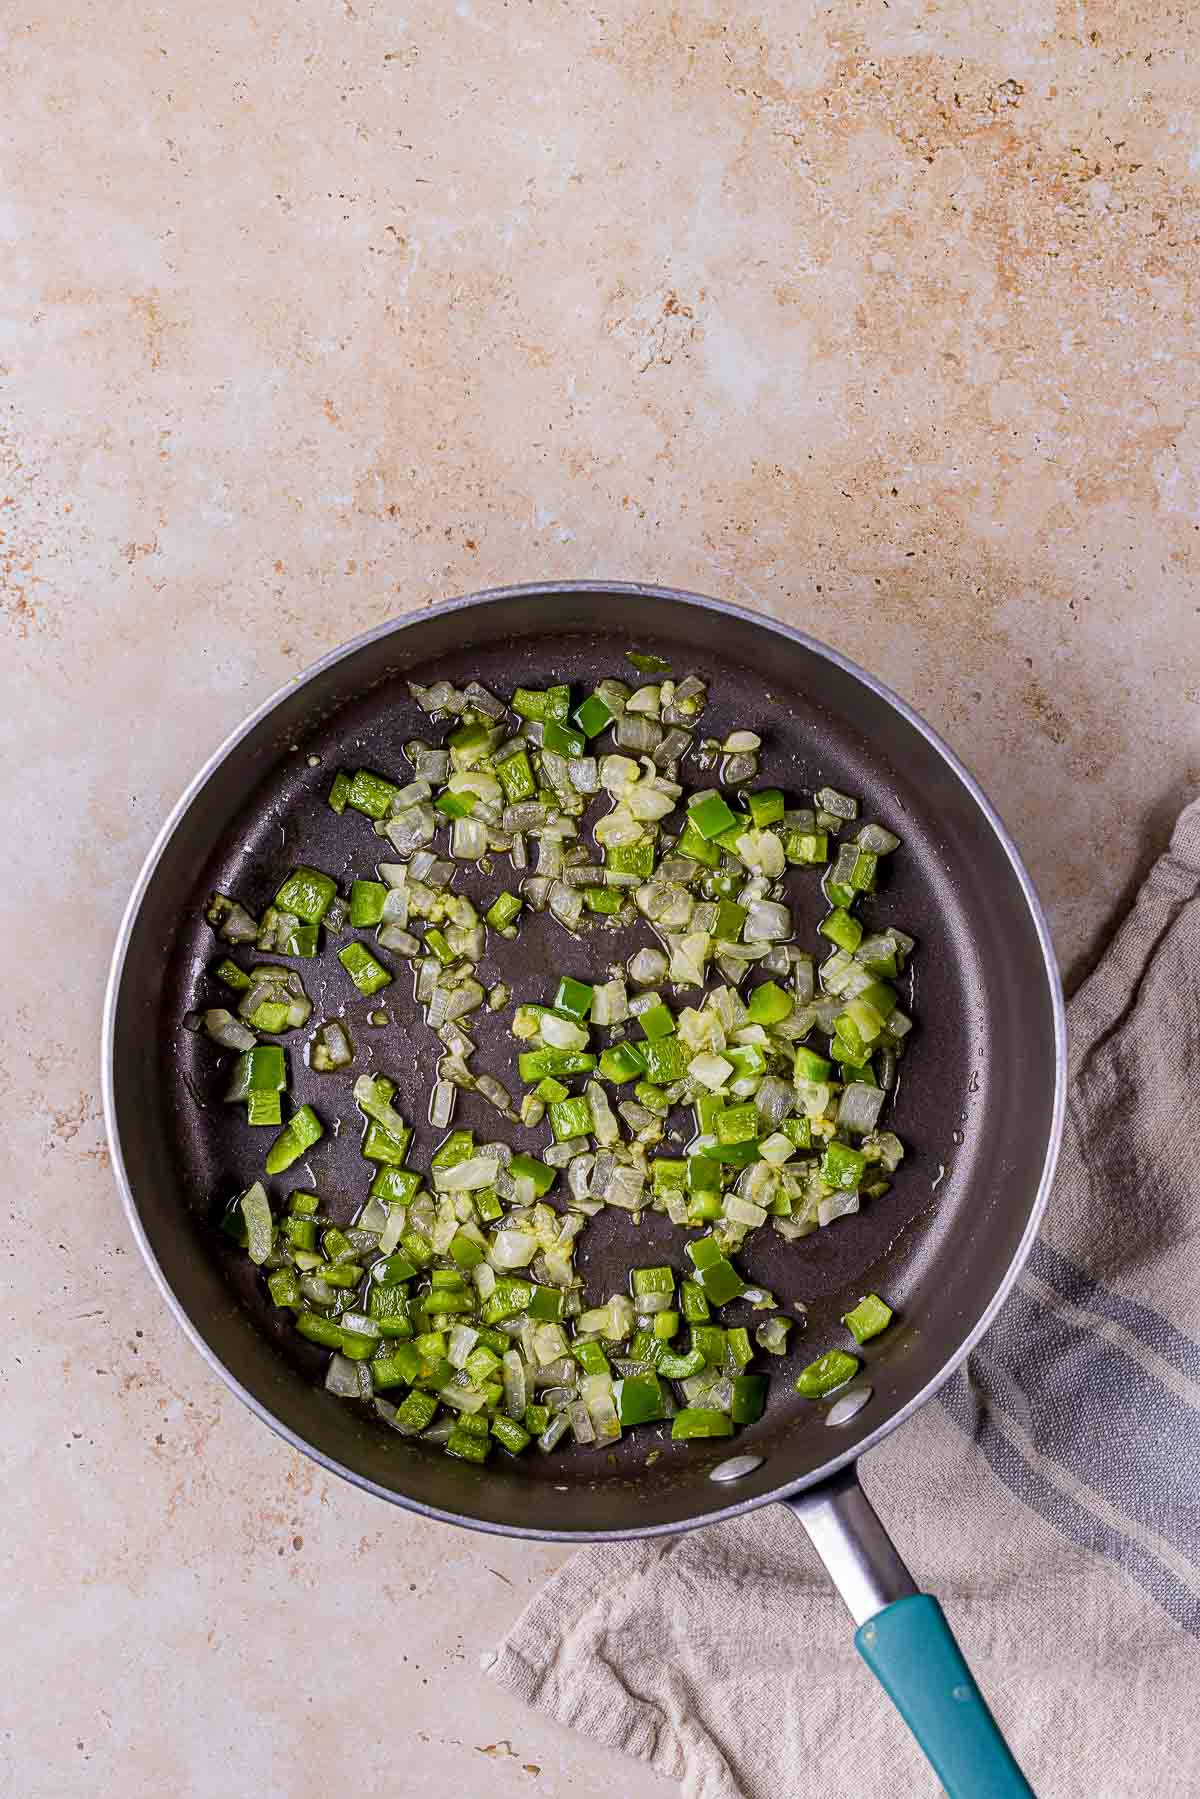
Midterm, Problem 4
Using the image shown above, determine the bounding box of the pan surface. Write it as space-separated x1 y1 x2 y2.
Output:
104 584 1065 1537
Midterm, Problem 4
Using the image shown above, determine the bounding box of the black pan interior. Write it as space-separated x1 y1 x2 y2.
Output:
109 587 1060 1535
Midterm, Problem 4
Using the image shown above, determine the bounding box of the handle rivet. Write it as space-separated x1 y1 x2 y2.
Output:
709 1453 764 1483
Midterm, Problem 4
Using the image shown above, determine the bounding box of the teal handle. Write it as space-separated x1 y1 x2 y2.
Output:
856 1594 1035 1797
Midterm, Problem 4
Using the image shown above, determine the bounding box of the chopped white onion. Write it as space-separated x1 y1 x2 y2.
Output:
744 899 791 942
817 1190 860 1227
325 1354 361 1398
203 1009 258 1051
433 1156 499 1192
628 946 669 985
451 815 488 859
429 1078 456 1128
489 1229 539 1269
540 1013 589 1051
837 1082 887 1136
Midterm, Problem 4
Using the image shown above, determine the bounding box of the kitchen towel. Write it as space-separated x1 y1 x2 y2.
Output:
487 796 1200 1798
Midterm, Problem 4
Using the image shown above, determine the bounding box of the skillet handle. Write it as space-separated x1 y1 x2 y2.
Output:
783 1466 1035 1797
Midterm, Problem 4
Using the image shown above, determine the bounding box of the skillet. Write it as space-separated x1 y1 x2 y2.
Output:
104 582 1065 1796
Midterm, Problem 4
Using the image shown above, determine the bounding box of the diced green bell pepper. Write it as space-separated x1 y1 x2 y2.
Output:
604 840 656 877
631 1266 674 1298
651 1158 687 1193
686 1241 746 1305
265 1104 323 1175
517 1048 597 1080
786 830 828 865
527 1285 564 1321
796 1350 860 1397
446 1427 491 1463
338 941 393 996
246 1090 282 1127
598 1042 647 1084
369 1165 422 1204
680 1279 709 1323
691 1324 726 1366
549 1096 593 1142
267 1268 302 1309
482 1278 535 1324
573 693 614 737
508 1153 557 1196
715 1102 759 1145
542 720 587 757
512 684 570 723
794 1046 833 1081
636 1000 676 1043
346 769 400 820
214 957 253 992
554 976 594 1019
327 769 352 814
821 1141 866 1191
747 980 793 1024
491 1416 531 1454
842 1293 893 1343
688 792 739 839
615 1373 667 1425
639 1037 689 1084
274 865 338 924
671 1408 734 1441
674 820 720 867
746 788 785 827
731 1373 768 1423
573 1341 611 1377
435 790 475 820
819 908 863 953
486 892 523 931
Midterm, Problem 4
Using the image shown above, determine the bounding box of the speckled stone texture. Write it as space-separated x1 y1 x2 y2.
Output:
1 2 1196 1795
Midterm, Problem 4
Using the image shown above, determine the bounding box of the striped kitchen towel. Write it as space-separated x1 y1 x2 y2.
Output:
488 797 1200 1797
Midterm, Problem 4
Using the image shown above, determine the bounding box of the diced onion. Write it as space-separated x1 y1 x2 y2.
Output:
451 815 488 859
325 1354 361 1398
203 1009 258 1051
628 946 668 985
817 1191 860 1227
744 900 791 942
429 1078 456 1128
540 1013 590 1051
837 1082 887 1136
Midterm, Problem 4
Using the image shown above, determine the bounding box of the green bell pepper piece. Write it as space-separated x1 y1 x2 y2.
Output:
274 865 338 924
842 1293 894 1344
796 1350 860 1397
819 908 863 953
338 941 393 996
671 1408 734 1441
265 1104 323 1174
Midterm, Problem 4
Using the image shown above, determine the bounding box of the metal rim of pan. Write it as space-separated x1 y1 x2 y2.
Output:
101 580 1067 1540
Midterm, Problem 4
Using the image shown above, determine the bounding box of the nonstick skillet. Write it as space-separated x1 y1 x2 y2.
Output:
104 582 1065 1797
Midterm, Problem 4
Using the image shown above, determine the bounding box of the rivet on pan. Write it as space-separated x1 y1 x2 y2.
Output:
709 1453 764 1483
824 1386 873 1427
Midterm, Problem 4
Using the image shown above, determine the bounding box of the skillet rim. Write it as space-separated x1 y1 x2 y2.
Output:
101 581 1067 1541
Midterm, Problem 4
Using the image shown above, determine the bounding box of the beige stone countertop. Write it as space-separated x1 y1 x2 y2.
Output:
3 3 1197 1795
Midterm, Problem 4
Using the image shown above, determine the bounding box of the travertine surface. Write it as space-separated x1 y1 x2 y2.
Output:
1 2 1196 1794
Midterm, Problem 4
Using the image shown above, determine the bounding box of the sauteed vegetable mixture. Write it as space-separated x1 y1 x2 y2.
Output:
192 661 906 1462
